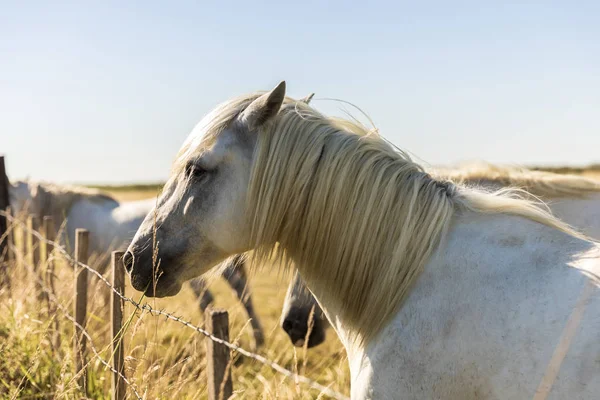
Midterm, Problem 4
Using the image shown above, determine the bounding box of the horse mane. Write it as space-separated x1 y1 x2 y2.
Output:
432 162 600 198
179 93 586 346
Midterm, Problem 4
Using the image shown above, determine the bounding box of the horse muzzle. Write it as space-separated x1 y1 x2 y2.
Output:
124 248 183 298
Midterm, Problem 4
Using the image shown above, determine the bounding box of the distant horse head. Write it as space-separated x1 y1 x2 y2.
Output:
9 179 118 228
9 180 38 216
9 180 64 223
281 271 328 348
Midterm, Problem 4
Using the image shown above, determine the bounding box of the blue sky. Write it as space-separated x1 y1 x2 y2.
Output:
2 1 599 184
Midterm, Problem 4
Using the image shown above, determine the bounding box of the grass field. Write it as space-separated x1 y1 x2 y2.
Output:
0 188 350 400
2 167 599 399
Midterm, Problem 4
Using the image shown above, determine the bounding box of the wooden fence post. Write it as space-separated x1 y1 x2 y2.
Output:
1 206 13 288
26 215 41 296
16 216 25 272
42 216 55 295
73 229 89 395
0 156 9 278
43 216 59 347
6 207 14 262
111 251 126 400
26 215 40 265
206 308 233 400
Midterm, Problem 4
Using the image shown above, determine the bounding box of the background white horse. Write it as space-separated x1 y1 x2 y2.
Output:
124 82 600 399
9 180 264 347
280 164 600 349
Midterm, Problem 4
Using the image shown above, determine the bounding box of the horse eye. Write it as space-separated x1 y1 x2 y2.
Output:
185 163 209 181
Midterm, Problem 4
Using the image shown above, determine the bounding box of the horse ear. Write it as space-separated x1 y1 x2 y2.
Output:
240 81 286 131
299 93 315 104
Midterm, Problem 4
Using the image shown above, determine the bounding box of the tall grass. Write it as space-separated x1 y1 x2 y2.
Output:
0 217 350 399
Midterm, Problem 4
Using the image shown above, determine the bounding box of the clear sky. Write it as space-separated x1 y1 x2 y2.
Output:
2 1 599 184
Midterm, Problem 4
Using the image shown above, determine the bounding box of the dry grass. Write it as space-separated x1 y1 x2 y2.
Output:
3 166 597 399
0 192 350 399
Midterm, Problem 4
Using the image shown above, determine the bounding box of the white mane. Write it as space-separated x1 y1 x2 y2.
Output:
178 94 586 345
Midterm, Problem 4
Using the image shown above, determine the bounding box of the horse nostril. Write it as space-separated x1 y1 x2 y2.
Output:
123 251 134 274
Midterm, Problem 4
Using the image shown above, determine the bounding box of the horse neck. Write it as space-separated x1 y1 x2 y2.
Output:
249 123 456 347
302 279 361 355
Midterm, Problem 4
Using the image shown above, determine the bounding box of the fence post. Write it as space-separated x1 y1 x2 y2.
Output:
16 215 25 272
6 207 14 262
42 216 55 296
26 215 40 265
206 308 233 400
1 206 13 288
26 215 41 296
43 216 59 347
111 251 126 400
73 229 89 395
0 156 9 278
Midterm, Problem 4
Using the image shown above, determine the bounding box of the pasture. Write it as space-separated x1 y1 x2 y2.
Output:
2 166 599 399
0 185 350 399
4 3 598 397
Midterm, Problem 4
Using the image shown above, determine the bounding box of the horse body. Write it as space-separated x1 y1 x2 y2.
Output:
346 213 599 399
125 83 600 399
66 197 152 258
10 182 154 265
283 210 600 399
282 176 600 350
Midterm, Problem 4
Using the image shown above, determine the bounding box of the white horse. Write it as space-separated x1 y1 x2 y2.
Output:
125 82 600 399
8 180 264 347
281 164 600 349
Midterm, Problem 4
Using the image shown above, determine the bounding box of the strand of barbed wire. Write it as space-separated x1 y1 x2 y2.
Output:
7 242 144 400
1 211 349 400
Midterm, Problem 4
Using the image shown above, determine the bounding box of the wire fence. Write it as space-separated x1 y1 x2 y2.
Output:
20 255 144 400
0 210 349 400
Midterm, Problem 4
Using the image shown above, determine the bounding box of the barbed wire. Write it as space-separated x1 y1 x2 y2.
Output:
11 246 144 400
1 211 349 400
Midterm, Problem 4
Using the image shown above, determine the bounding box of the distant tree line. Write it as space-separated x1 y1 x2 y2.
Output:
530 164 600 175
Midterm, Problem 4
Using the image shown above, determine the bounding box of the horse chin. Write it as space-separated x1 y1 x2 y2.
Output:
143 277 182 298
307 329 326 348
